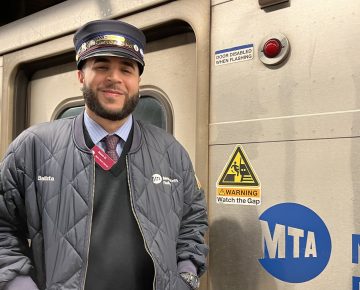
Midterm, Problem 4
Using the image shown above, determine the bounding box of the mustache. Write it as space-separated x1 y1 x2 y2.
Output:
98 84 125 92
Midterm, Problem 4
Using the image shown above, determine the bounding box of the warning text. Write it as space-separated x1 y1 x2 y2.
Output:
216 196 260 205
215 44 254 66
217 187 260 197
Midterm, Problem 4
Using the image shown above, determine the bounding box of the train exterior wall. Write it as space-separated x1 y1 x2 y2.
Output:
209 0 360 289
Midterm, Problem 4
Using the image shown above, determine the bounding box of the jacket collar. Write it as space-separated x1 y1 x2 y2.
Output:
72 112 142 153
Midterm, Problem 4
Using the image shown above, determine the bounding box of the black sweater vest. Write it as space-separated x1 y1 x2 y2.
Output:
84 124 154 290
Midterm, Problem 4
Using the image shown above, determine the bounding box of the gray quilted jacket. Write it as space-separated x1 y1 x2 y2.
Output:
0 113 208 290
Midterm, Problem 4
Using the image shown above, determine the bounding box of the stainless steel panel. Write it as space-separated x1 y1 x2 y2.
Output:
210 0 360 125
209 139 358 289
210 110 360 145
209 0 360 289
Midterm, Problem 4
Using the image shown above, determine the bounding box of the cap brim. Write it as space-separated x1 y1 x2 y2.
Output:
78 48 144 73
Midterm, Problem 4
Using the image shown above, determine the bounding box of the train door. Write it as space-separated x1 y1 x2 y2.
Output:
0 0 210 181
0 2 210 287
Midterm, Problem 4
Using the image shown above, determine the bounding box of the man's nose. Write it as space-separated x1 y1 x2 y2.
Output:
106 69 123 82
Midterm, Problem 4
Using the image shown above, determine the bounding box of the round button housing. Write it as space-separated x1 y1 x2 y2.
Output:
259 33 290 65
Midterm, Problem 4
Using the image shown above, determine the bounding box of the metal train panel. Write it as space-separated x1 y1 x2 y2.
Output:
209 0 360 289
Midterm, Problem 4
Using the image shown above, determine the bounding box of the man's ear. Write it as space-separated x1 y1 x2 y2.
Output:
77 70 84 84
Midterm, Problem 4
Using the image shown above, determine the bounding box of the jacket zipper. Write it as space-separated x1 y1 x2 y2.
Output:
81 156 96 290
126 156 156 290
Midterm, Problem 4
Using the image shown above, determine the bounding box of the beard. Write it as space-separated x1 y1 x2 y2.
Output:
82 85 139 121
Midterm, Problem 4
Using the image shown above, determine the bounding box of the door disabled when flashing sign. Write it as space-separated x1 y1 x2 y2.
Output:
215 44 254 66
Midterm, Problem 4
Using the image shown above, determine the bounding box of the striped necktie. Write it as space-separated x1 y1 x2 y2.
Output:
104 134 120 162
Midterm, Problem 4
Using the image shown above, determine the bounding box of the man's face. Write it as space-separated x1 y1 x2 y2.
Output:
77 56 141 121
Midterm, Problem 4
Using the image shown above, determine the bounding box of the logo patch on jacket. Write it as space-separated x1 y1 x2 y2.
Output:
152 174 179 186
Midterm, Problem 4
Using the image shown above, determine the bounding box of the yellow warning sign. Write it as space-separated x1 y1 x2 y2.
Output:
217 146 259 186
216 145 261 205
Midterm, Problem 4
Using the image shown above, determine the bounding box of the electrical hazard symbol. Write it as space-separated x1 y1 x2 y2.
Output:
216 145 261 206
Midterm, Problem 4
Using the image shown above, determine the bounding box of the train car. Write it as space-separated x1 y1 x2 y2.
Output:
0 0 360 289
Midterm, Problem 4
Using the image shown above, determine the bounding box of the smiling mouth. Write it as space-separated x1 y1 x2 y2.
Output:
102 89 126 96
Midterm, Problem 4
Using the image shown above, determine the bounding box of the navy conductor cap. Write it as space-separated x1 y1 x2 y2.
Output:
73 19 146 74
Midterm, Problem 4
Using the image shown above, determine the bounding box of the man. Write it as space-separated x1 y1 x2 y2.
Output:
0 19 208 290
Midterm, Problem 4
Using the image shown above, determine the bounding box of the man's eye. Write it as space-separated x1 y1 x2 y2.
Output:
94 65 108 70
122 67 134 74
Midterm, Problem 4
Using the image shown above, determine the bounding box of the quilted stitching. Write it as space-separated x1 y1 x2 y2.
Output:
128 124 202 290
2 119 93 288
1 119 207 289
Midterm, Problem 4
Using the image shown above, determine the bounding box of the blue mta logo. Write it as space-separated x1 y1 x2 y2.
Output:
352 235 360 290
258 202 331 283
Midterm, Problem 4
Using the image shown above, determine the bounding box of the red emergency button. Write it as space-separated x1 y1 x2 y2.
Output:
259 33 290 65
263 38 282 58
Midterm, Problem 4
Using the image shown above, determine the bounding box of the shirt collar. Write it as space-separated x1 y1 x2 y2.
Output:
84 110 133 145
